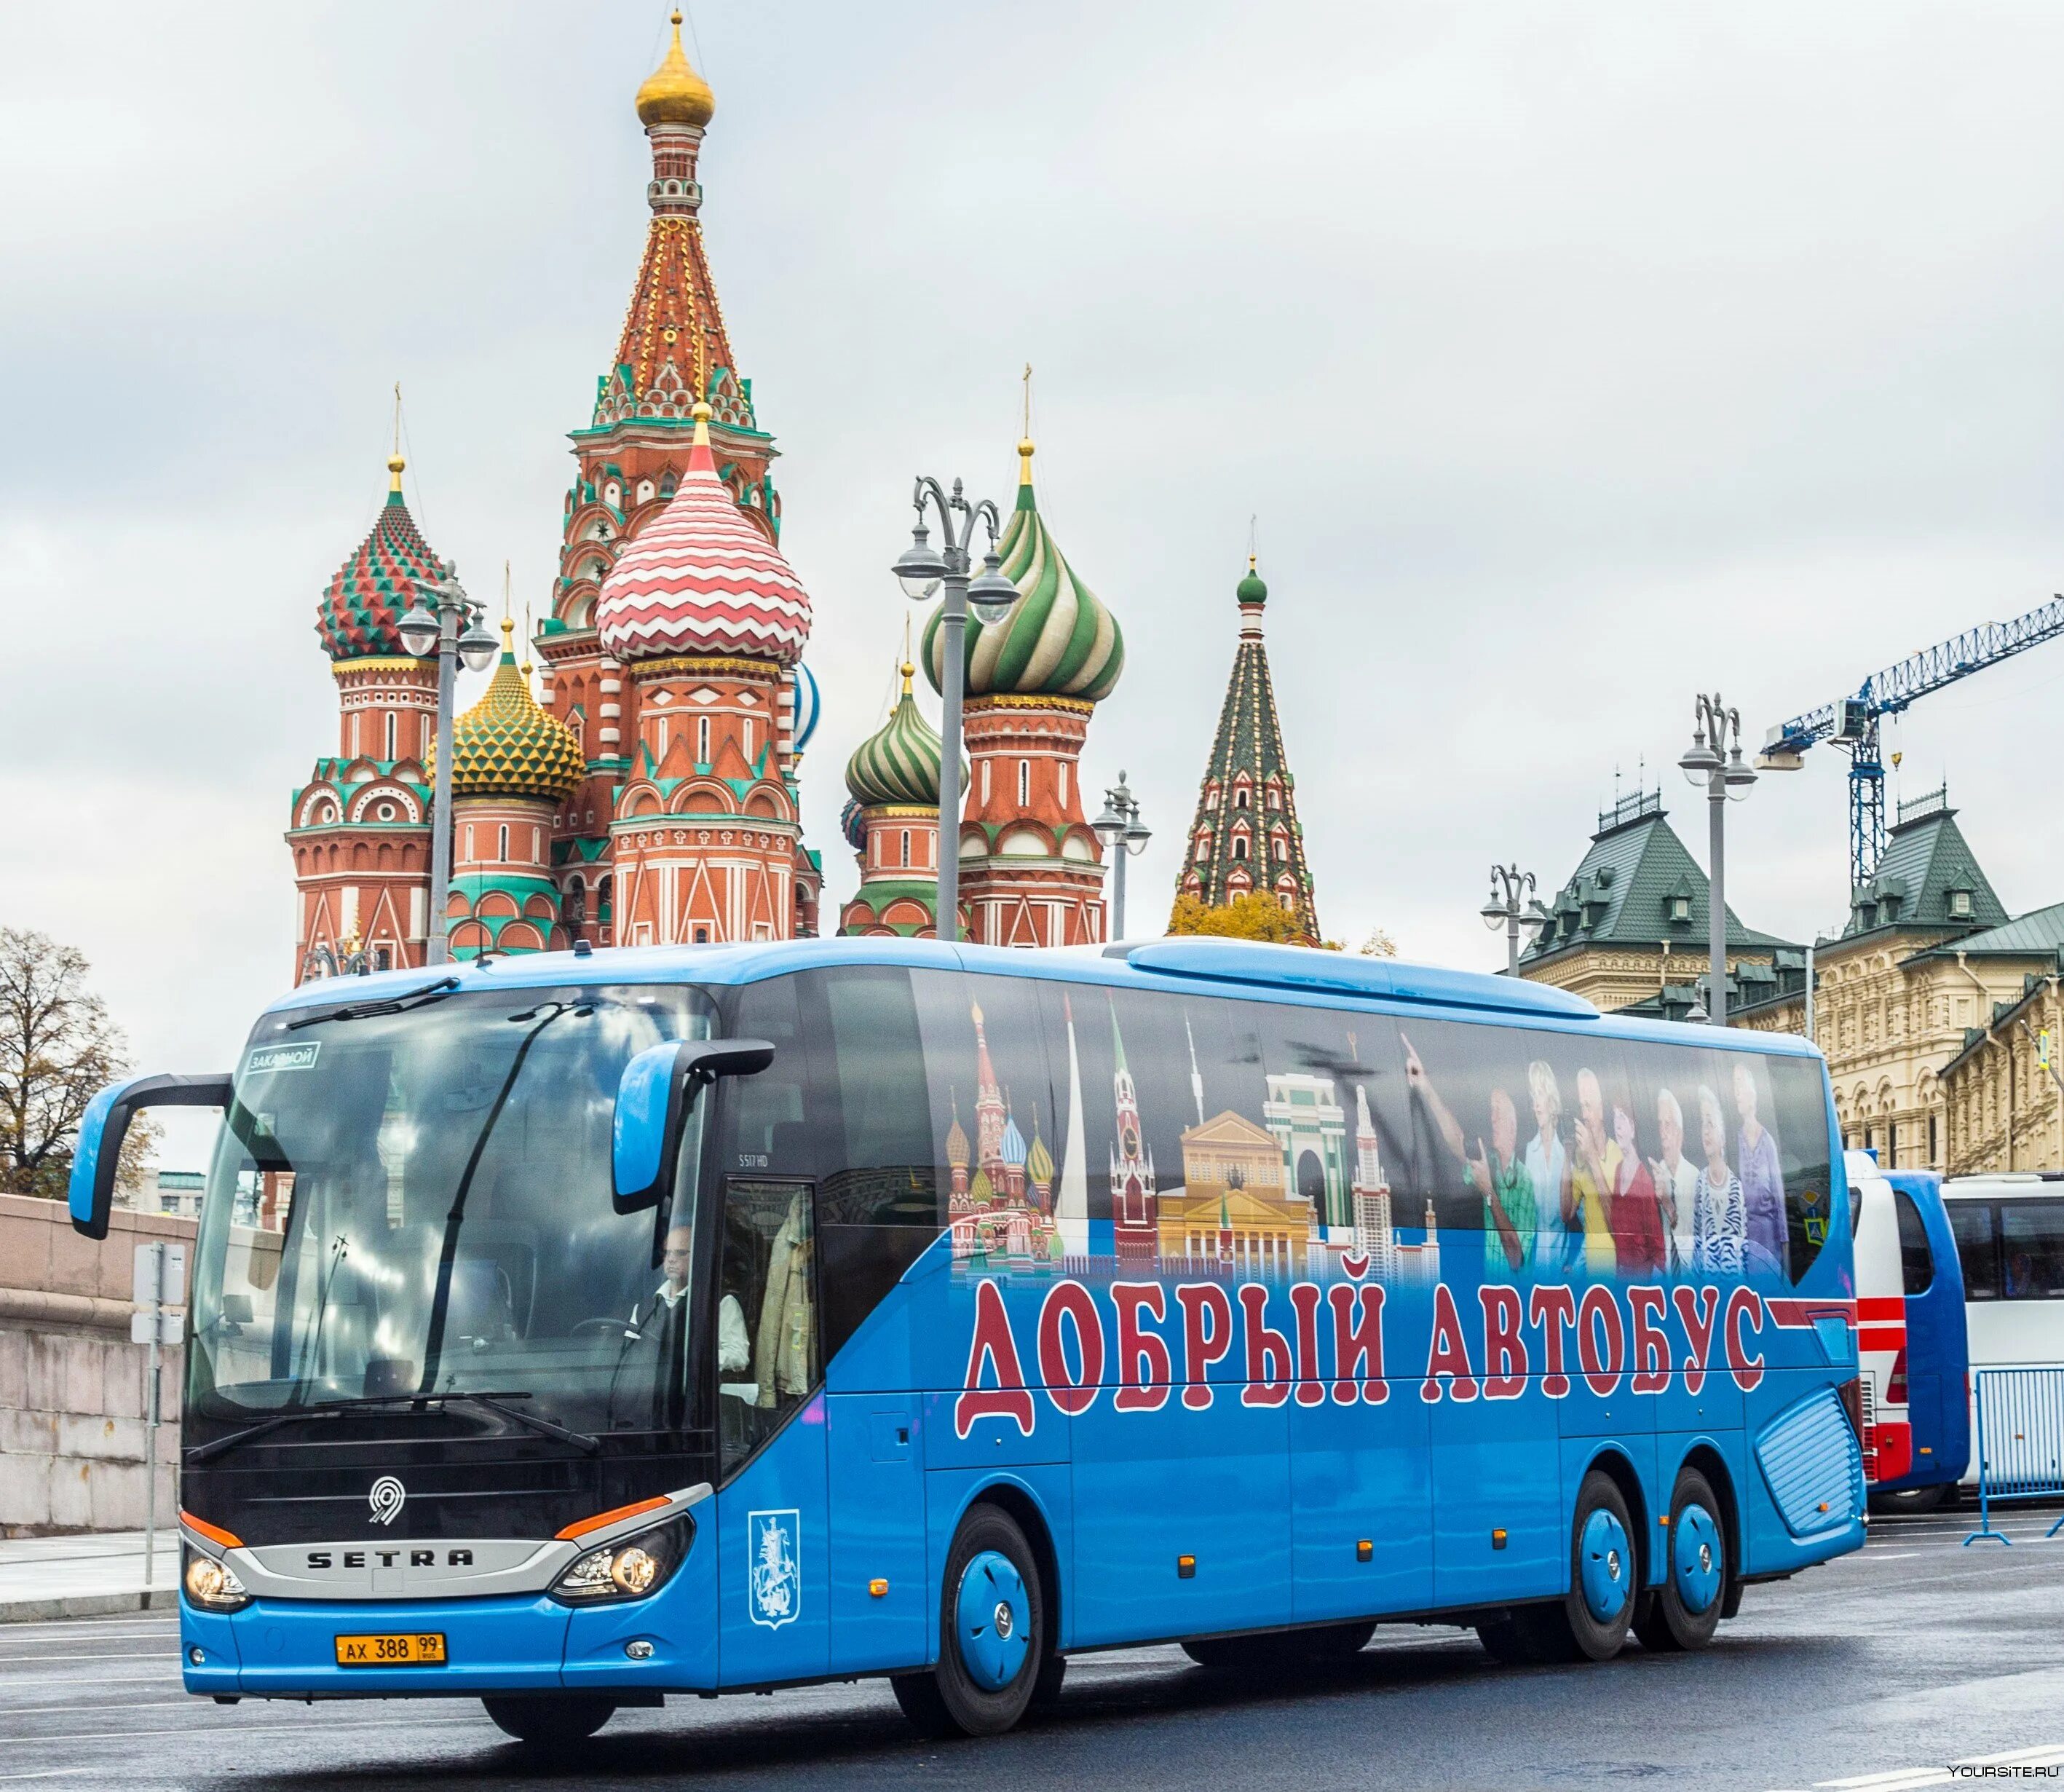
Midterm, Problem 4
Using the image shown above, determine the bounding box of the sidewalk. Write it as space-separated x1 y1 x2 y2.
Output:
0 1531 183 1623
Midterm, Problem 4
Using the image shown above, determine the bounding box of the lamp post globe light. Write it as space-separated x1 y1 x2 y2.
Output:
1678 691 1757 1027
399 558 499 966
1479 862 1538 975
1093 772 1151 939
890 478 1007 944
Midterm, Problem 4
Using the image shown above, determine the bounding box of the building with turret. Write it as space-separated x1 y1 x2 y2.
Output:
1519 787 1798 1014
839 660 947 936
1175 558 1320 939
922 438 1123 946
288 454 442 976
288 15 825 972
429 620 586 958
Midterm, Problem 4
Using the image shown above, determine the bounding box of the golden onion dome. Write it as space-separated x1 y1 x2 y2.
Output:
636 12 716 127
426 621 585 803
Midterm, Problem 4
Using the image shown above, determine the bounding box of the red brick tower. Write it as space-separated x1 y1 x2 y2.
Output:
288 452 442 978
921 437 1126 946
594 402 812 944
534 12 818 944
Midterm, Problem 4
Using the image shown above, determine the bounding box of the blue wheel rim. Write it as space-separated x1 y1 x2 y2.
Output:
954 1549 1030 1691
1672 1503 1723 1615
1579 1507 1632 1624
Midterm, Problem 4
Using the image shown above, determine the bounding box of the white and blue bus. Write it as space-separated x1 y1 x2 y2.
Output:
70 937 1864 1744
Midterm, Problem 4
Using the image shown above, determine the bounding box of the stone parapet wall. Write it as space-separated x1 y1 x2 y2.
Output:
0 1193 196 1536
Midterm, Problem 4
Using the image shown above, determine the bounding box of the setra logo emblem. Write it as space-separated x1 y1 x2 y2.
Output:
368 1475 406 1527
746 1509 800 1630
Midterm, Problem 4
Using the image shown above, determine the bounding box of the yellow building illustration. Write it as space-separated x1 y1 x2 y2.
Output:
1160 1110 1315 1276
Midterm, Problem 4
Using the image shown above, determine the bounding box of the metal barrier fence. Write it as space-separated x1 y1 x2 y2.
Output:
1964 1366 2064 1545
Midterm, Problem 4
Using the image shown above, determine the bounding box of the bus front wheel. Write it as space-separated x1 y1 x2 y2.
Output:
1634 1468 1726 1652
481 1694 616 1745
892 1504 1047 1740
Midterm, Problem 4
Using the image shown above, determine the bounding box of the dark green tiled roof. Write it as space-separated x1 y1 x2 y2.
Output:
1907 899 2064 961
1522 790 1792 965
1840 797 2006 940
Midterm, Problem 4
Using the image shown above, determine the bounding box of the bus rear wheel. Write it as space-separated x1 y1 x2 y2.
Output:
1634 1468 1726 1652
892 1504 1046 1740
481 1694 616 1745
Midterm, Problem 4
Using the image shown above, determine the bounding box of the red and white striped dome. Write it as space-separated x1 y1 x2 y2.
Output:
596 406 811 665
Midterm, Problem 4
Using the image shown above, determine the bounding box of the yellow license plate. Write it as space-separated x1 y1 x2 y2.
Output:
334 1632 448 1667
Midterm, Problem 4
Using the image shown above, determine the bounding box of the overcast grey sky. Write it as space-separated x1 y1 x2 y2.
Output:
4 2 2063 1156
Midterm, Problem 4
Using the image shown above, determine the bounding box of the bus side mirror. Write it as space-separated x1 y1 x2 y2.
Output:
69 1073 233 1241
612 1038 774 1215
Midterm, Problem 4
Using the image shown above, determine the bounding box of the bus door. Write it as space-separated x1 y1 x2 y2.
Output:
711 976 829 1686
815 966 940 1675
1884 1172 1969 1488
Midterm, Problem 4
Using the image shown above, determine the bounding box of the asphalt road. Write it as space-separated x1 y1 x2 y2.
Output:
4 1508 2062 1792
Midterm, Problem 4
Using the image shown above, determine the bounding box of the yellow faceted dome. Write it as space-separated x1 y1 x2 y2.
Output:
636 12 715 127
427 622 585 803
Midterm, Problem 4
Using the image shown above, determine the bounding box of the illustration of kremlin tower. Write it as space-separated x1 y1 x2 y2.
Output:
535 14 821 944
946 1004 1059 1269
1176 558 1320 940
839 660 949 936
1107 1002 1158 1263
429 620 586 957
288 452 443 976
922 436 1124 946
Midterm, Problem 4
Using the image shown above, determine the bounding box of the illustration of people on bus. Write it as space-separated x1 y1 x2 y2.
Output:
1649 1089 1701 1273
1733 1060 1790 1279
1380 1030 1808 1287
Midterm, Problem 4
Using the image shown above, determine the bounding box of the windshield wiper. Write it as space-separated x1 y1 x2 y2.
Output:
441 1392 601 1455
188 1388 598 1464
285 976 460 1031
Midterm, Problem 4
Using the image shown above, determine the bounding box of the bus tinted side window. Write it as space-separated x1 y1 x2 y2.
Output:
816 967 939 1359
1763 1055 1835 1285
2001 1200 2064 1300
1950 1202 2000 1300
1893 1190 1933 1296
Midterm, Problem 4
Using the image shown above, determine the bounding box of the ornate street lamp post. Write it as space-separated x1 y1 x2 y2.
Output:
1092 773 1152 939
1678 692 1757 1027
1479 862 1539 975
890 480 1017 944
398 561 497 966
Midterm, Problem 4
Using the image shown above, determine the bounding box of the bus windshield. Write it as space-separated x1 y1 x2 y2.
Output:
186 982 715 1437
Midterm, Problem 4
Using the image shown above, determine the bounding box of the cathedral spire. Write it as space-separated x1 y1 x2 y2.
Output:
1174 557 1321 940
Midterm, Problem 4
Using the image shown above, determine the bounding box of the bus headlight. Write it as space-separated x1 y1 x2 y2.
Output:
549 1515 692 1606
183 1547 253 1614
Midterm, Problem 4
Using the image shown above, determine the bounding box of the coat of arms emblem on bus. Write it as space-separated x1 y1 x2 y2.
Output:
746 1509 800 1630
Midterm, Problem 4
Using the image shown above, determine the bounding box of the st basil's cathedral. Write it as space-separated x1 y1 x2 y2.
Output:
285 15 1313 975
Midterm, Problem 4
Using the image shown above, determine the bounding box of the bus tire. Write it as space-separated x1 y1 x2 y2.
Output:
480 1694 616 1745
1029 1649 1067 1709
1634 1469 1727 1653
895 1504 1044 1739
1551 1469 1638 1662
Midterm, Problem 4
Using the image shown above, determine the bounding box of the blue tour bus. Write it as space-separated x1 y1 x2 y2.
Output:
70 936 1864 1744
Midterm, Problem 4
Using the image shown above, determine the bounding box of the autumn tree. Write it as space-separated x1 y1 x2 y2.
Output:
0 927 154 1199
1167 892 1308 944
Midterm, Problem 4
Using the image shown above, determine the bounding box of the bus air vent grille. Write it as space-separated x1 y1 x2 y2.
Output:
1754 1386 1865 1539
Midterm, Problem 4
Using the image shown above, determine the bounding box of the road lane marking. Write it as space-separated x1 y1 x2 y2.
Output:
1796 1742 2064 1791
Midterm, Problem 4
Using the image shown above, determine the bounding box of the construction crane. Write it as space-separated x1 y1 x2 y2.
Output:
1758 594 2064 889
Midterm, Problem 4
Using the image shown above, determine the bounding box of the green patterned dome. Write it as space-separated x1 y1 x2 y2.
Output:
427 622 585 802
846 664 947 808
922 440 1123 704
